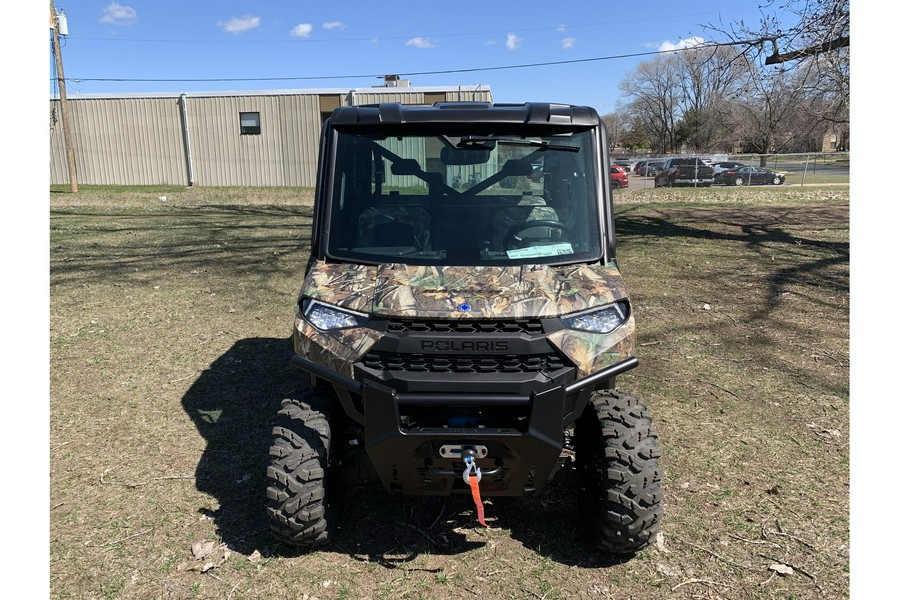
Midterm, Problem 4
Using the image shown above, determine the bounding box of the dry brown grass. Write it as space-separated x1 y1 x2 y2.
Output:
50 185 848 599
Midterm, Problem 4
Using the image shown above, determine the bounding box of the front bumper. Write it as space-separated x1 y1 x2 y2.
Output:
291 354 638 495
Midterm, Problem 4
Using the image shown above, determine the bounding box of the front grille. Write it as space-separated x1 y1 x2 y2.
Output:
386 319 543 335
361 351 567 374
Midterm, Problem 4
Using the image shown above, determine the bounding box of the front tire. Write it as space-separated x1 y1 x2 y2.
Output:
266 387 337 548
773 176 783 185
576 390 663 554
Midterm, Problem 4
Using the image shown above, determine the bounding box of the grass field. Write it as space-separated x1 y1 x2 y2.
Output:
49 184 849 599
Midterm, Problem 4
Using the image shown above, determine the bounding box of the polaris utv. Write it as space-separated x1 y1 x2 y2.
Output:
266 102 663 554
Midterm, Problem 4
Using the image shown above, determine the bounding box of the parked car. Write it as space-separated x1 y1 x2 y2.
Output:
719 166 786 186
712 161 746 183
653 157 715 187
610 165 629 189
613 158 633 172
635 160 665 176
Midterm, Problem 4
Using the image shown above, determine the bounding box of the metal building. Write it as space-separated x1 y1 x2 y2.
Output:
49 84 493 187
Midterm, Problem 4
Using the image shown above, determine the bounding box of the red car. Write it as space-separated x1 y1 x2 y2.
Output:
610 165 629 189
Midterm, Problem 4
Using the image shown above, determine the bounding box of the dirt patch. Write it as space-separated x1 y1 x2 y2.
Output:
50 189 848 599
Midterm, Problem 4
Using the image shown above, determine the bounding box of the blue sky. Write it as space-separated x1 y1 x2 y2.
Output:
47 0 782 112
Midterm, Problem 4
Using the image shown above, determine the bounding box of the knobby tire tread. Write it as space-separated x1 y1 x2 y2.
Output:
579 389 664 554
265 386 335 548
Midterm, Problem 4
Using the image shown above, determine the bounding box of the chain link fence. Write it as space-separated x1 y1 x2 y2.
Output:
719 152 849 186
618 152 849 186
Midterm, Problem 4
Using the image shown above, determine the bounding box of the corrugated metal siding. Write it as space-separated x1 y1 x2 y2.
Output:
187 94 321 187
445 89 493 102
351 91 426 105
50 97 186 185
49 87 493 187
279 95 323 187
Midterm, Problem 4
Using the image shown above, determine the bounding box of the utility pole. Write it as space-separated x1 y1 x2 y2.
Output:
50 0 78 193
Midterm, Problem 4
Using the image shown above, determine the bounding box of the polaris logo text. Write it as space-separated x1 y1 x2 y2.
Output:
420 340 509 352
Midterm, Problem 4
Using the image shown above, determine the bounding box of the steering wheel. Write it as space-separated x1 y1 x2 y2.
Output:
504 220 569 250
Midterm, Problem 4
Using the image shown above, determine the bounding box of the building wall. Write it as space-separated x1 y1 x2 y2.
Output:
50 86 493 187
49 97 187 185
185 93 322 187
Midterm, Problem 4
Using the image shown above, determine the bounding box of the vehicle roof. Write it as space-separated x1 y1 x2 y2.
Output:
330 102 601 126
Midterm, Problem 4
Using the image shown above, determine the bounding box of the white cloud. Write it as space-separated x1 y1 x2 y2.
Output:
406 37 437 48
561 37 575 50
484 40 497 46
506 33 523 50
99 2 137 26
557 25 566 33
291 23 313 38
218 15 261 34
658 36 705 52
323 21 346 30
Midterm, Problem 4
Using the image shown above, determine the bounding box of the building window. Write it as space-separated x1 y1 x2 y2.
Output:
240 112 261 135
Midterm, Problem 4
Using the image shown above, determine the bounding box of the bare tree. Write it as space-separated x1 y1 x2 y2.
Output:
618 55 682 153
705 0 849 125
600 111 625 150
675 45 749 151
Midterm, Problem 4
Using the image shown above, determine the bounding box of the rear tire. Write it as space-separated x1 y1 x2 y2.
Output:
576 390 663 554
266 387 337 548
734 176 744 186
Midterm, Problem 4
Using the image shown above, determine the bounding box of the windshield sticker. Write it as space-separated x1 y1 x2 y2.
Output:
506 243 574 259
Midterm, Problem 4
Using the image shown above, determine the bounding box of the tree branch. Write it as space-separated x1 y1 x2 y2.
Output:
765 36 849 65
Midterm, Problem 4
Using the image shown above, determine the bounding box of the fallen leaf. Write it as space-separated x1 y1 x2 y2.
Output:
248 549 262 563
199 561 217 573
657 562 677 577
191 541 216 560
769 563 794 576
199 550 231 573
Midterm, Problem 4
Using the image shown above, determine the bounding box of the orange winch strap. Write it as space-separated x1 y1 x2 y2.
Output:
468 473 489 528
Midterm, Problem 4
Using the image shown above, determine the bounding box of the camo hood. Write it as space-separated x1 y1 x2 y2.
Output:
301 260 630 319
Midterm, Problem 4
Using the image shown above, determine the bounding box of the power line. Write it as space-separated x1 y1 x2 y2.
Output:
62 40 761 84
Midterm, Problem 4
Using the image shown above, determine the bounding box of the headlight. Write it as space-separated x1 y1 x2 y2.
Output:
560 301 629 334
301 299 369 331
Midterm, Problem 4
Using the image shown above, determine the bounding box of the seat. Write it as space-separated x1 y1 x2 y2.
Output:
490 195 561 249
369 221 416 247
356 205 431 249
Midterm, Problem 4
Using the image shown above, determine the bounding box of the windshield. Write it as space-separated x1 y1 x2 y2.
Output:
325 127 603 266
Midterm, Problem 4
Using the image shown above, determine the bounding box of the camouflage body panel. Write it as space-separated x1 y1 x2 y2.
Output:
293 316 383 379
546 316 635 378
294 258 635 379
299 258 631 319
370 262 629 319
301 263 379 313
